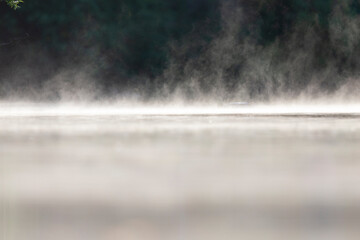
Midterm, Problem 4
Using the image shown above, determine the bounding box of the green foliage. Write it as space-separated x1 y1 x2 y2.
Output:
4 0 23 9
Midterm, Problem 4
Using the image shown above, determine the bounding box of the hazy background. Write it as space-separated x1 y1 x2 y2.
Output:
2 2 360 240
1 0 360 102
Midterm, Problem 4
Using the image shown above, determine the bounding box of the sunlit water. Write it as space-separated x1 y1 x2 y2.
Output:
1 103 360 240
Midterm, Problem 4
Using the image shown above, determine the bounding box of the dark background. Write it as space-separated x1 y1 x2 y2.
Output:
1 0 360 100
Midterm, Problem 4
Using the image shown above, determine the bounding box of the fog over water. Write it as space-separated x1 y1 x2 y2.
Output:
2 0 360 239
1 103 360 240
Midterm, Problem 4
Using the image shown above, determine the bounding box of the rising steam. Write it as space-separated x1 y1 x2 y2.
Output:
156 0 360 104
1 0 360 104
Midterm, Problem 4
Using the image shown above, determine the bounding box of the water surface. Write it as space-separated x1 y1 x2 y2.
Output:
1 104 360 240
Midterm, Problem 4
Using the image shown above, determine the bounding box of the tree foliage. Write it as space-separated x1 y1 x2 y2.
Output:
4 0 23 9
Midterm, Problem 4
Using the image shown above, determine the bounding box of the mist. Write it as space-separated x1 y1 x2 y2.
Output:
2 1 360 240
1 0 360 104
156 0 360 104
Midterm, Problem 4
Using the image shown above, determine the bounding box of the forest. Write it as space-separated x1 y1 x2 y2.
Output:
1 0 360 100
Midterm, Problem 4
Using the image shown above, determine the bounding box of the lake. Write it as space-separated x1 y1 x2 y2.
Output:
1 103 360 240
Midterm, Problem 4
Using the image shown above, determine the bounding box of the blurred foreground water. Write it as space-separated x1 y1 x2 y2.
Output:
1 104 360 240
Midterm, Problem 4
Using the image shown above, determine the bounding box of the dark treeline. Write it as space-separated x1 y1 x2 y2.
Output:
0 0 219 95
1 0 360 100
